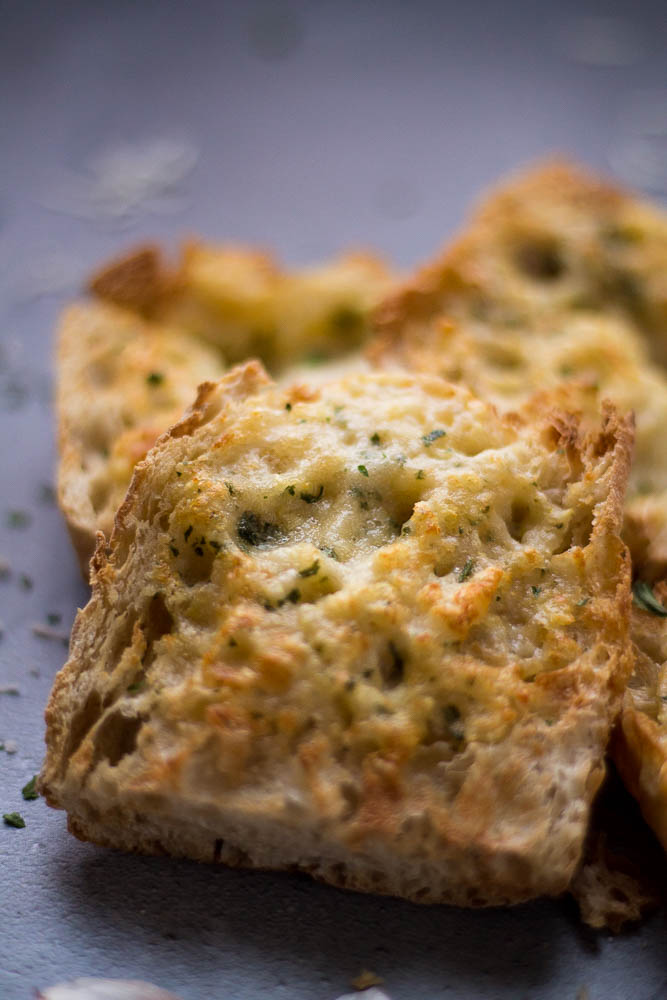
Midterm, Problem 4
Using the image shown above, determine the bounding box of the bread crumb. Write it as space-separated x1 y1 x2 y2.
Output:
352 970 384 990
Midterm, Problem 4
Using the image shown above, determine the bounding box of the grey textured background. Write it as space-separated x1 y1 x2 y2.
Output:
1 1 667 998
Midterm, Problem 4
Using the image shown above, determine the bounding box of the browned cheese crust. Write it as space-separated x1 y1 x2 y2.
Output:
40 364 633 907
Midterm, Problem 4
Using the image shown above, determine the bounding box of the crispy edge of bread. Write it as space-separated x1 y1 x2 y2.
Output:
40 367 635 908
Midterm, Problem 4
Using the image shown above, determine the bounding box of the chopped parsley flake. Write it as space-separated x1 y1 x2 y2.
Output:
21 776 38 801
319 546 338 560
357 465 369 477
422 429 447 447
531 586 541 595
7 510 30 530
458 558 475 583
146 372 164 386
415 470 425 480
299 560 320 578
370 433 381 445
285 402 292 411
576 597 589 607
3 812 25 828
237 511 284 547
633 581 667 618
300 485 324 503
225 481 236 496
285 485 296 496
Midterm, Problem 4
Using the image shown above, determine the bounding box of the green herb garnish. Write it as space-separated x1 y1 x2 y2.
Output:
7 510 30 530
21 776 38 801
285 485 296 496
237 511 284 547
422 429 447 447
458 558 475 583
146 372 164 386
357 465 369 477
3 812 25 828
370 433 381 446
415 470 425 480
531 586 541 596
299 560 320 578
300 485 324 504
633 581 667 617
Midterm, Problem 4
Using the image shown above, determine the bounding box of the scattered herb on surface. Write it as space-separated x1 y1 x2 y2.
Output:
225 482 236 496
146 372 164 385
299 560 320 578
633 581 667 617
531 586 541 595
7 510 30 530
21 777 38 801
285 402 292 411
319 546 338 560
300 485 324 504
3 812 25 828
357 464 369 477
422 429 447 447
576 597 589 607
415 470 425 480
237 511 284 547
285 485 296 496
370 433 381 445
458 558 475 583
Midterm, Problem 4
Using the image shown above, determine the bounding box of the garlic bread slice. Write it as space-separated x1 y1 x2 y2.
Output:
41 364 633 907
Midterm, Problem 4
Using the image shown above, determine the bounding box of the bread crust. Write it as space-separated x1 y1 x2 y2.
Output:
41 365 633 907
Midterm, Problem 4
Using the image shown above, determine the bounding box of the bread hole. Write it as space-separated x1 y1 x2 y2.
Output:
92 710 144 767
63 690 103 766
514 238 565 282
177 539 217 586
213 838 224 862
508 499 530 541
90 477 112 516
379 641 405 689
141 592 174 667
339 781 360 820
158 512 171 533
106 608 139 669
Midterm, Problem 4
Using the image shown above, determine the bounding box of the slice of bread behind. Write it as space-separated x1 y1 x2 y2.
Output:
41 363 633 907
90 242 394 371
369 162 667 579
373 160 667 369
57 302 226 573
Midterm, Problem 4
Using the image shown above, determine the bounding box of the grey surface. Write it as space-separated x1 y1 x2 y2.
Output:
1 1 667 998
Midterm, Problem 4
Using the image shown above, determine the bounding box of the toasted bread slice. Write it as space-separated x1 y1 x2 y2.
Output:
91 241 393 369
374 159 667 369
40 364 633 906
61 247 393 574
57 302 226 572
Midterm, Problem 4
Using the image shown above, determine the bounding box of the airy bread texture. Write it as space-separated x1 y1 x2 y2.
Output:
60 246 392 573
40 364 634 906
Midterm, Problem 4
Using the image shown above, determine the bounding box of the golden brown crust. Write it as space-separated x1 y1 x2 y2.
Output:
88 245 173 313
40 366 633 907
